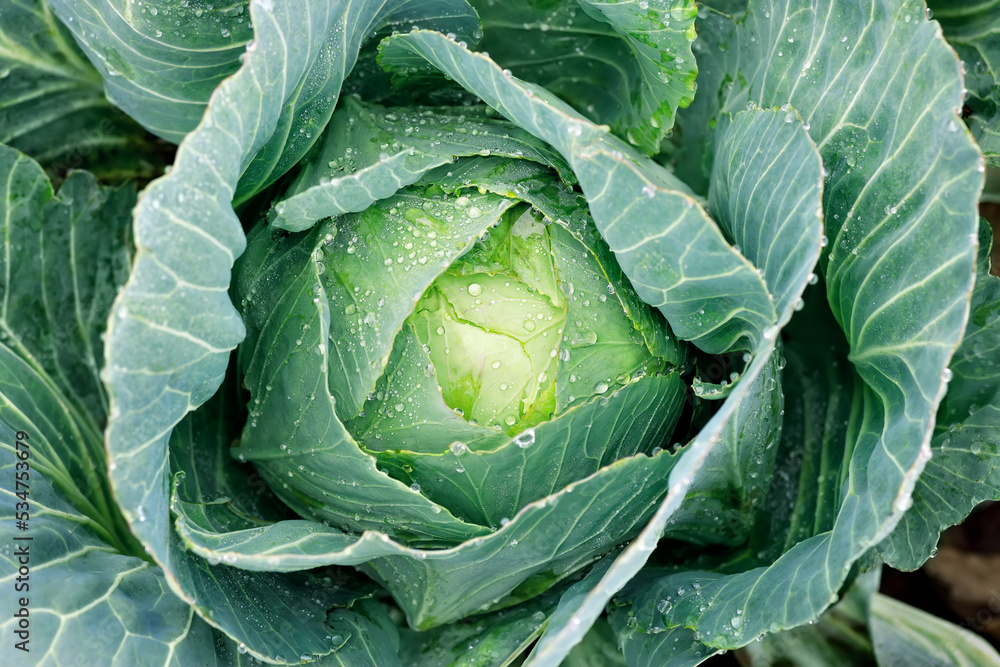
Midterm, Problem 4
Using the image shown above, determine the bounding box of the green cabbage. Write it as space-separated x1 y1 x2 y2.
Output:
1 0 999 664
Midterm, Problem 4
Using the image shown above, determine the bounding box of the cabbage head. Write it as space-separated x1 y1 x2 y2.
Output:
233 101 692 623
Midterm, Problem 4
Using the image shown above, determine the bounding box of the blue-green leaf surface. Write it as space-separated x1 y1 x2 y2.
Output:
564 618 629 667
47 0 254 143
660 347 784 547
0 429 218 665
397 590 557 666
0 0 168 183
160 371 407 665
880 220 1000 570
0 146 219 664
735 568 875 667
746 567 1000 666
870 593 1000 666
599 284 857 665
608 622 712 667
0 144 135 555
172 457 384 662
50 0 479 201
472 0 699 154
613 0 983 653
709 107 823 326
927 0 1000 166
518 340 777 666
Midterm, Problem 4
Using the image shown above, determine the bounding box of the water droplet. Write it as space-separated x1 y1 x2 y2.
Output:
523 319 536 331
450 441 468 455
468 283 483 296
514 429 536 448
491 360 501 369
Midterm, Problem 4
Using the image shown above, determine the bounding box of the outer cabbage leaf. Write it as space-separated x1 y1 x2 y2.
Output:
870 593 1000 667
0 0 168 183
472 0 698 154
0 144 135 555
670 6 740 195
608 623 713 667
47 0 254 143
50 0 480 201
927 0 1000 166
659 343 784 548
745 567 1000 666
738 568 876 667
0 434 219 665
162 375 392 665
880 220 1000 570
607 0 982 656
603 283 857 664
0 143 372 666
0 145 220 665
519 342 778 665
172 432 682 629
396 588 558 666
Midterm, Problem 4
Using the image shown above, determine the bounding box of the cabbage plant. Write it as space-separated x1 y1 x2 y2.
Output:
1 0 1000 665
